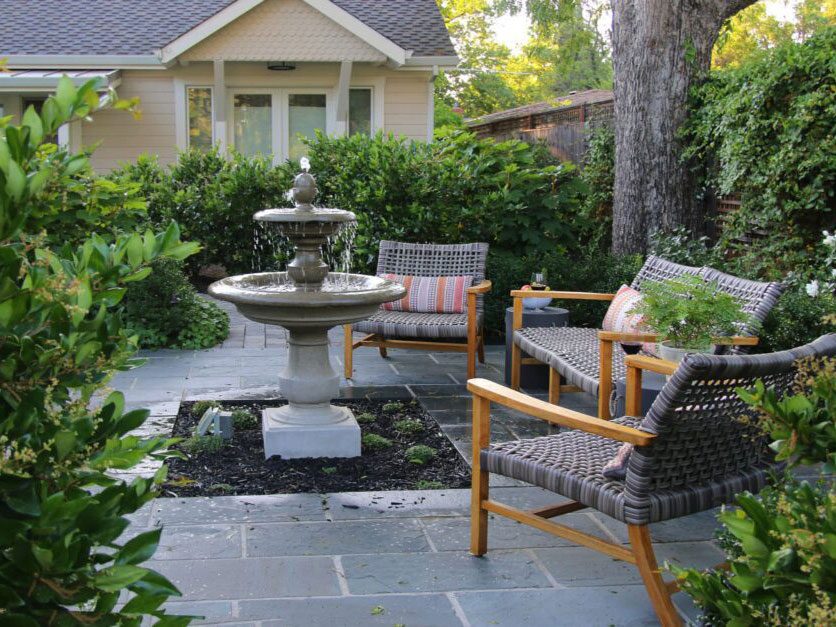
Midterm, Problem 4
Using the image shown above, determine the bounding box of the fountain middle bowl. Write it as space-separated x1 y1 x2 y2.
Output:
208 272 406 328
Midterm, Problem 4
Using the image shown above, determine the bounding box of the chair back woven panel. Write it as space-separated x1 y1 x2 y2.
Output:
375 241 489 315
623 334 836 524
629 255 702 291
700 267 784 353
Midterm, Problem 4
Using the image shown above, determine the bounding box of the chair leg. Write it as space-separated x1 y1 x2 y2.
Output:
343 324 353 379
628 525 682 627
510 342 521 390
549 368 560 405
378 336 388 358
470 395 490 556
477 333 485 364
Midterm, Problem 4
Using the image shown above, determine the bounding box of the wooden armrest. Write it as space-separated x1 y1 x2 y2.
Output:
714 335 759 346
511 290 615 301
598 330 660 343
625 355 678 376
467 378 655 446
467 280 492 294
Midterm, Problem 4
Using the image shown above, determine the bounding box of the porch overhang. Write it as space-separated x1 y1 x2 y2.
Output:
0 69 122 92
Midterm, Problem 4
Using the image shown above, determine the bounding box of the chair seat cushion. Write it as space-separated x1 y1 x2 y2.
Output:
514 327 627 395
481 419 774 524
354 310 478 339
481 418 639 521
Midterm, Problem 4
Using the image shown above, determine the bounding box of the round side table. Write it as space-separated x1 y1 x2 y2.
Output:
504 306 569 389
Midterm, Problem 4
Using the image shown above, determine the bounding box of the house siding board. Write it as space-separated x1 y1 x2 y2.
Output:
83 73 177 172
384 75 429 141
182 0 386 62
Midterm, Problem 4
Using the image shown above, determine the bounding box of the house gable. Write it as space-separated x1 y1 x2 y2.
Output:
174 0 396 64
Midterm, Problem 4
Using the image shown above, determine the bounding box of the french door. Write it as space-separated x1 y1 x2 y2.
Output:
228 88 332 163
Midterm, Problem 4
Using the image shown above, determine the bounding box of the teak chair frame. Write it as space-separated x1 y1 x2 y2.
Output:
344 279 492 380
509 290 759 419
470 354 703 627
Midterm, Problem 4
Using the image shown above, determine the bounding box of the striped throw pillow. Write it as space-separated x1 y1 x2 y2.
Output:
380 275 474 314
602 285 657 356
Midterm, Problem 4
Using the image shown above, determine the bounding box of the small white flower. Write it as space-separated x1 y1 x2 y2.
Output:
805 280 820 298
823 231 836 247
832 268 836 278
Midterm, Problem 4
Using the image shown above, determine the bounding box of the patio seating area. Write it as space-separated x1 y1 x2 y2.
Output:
113 299 742 626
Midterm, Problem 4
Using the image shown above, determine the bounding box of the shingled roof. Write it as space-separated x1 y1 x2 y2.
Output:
0 0 456 58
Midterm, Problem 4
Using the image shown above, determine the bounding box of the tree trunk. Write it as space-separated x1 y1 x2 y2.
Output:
610 0 756 254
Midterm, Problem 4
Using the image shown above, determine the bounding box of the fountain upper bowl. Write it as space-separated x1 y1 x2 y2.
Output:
254 207 357 223
208 272 405 328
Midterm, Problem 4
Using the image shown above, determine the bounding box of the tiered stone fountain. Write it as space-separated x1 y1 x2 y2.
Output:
209 163 405 459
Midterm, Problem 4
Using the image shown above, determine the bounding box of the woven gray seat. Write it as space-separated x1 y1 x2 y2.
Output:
513 255 785 399
483 333 836 525
355 310 476 339
346 240 491 379
515 327 626 395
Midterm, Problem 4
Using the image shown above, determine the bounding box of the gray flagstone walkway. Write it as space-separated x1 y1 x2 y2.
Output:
114 299 712 626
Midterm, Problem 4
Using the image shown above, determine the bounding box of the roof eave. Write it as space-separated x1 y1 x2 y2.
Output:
403 55 459 68
2 54 164 70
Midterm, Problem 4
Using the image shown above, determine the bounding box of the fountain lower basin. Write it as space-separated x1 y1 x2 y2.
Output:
209 271 406 459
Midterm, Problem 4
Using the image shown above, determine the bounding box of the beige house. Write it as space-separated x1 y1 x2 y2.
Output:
0 0 457 170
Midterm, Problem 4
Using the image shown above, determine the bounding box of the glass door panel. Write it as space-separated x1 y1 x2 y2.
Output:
288 93 326 161
233 93 272 157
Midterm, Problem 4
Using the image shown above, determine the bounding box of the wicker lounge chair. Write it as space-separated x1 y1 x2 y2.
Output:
469 333 836 626
343 241 491 379
510 255 784 418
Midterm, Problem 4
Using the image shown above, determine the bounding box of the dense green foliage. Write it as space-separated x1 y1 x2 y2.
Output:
115 150 292 275
672 358 836 626
684 26 836 281
123 257 229 349
578 125 615 249
631 275 751 350
0 79 196 623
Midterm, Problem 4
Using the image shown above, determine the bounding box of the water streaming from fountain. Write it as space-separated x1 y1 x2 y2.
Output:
209 162 405 459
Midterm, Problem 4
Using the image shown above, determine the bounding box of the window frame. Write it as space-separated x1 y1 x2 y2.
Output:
185 85 215 151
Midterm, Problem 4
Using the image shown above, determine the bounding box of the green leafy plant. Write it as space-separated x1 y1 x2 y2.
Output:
394 419 424 435
192 400 220 416
356 412 377 424
631 275 752 349
123 257 229 349
737 357 836 472
671 357 836 625
0 77 198 623
405 445 437 465
321 466 338 475
181 435 226 455
231 409 258 430
361 434 393 451
382 401 405 413
415 480 445 490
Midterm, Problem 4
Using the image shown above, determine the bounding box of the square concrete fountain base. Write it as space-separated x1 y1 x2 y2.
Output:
261 406 361 459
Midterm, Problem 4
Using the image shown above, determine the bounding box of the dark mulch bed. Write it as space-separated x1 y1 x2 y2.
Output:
162 399 470 497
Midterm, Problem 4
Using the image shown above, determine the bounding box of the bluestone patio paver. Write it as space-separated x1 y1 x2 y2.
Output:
115 296 717 624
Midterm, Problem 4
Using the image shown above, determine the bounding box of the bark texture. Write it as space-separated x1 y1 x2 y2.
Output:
610 0 757 254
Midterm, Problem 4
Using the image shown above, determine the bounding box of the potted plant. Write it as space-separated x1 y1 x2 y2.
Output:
630 275 753 363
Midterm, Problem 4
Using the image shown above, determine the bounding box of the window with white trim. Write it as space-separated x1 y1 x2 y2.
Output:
349 88 372 136
187 87 213 150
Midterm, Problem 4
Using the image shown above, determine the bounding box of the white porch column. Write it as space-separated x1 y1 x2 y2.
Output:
213 59 227 152
334 60 353 136
57 120 82 153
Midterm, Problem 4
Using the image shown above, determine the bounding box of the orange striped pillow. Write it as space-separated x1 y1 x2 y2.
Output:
602 285 657 356
380 275 474 313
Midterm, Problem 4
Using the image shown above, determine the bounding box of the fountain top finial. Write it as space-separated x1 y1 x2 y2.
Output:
291 159 317 209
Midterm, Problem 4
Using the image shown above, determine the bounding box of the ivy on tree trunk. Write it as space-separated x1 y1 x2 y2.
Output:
610 0 757 254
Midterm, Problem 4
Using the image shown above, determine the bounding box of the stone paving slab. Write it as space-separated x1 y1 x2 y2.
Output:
341 550 553 594
153 556 341 600
246 519 431 557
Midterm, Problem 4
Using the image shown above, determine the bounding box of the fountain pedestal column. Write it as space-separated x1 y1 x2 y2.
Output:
262 326 360 459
